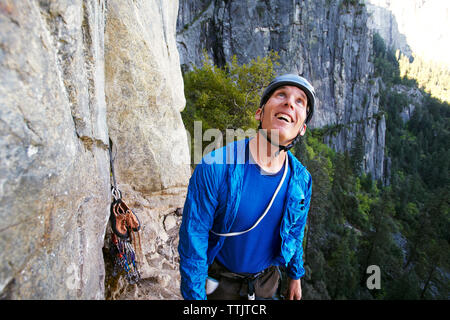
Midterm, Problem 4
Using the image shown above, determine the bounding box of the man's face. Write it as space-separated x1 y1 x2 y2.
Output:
255 85 308 145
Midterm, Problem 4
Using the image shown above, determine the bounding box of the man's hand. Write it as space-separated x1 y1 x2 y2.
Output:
286 278 302 300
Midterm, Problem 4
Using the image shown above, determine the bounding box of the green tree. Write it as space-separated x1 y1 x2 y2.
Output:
182 51 280 164
325 230 360 299
398 52 450 103
375 33 450 299
295 131 334 278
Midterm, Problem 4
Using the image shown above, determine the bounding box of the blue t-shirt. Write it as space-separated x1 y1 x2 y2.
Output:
215 144 290 274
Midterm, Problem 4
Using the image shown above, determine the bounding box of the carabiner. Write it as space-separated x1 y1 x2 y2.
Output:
111 187 122 201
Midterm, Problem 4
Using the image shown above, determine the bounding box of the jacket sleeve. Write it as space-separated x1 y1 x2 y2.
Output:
286 171 312 280
178 159 220 300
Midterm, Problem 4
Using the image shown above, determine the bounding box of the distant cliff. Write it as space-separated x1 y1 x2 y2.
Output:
366 0 450 66
177 0 386 180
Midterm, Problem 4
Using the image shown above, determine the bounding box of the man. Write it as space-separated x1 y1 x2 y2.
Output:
178 74 315 300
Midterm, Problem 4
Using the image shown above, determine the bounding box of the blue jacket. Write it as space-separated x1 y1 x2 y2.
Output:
178 138 312 300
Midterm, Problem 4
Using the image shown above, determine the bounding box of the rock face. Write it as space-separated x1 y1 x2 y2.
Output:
0 0 109 299
105 0 189 195
104 0 190 300
177 0 386 180
393 84 423 123
0 0 190 299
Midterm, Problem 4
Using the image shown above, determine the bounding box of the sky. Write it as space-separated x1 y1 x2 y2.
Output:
367 0 450 66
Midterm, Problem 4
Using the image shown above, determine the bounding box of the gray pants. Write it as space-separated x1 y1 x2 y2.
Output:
207 260 281 300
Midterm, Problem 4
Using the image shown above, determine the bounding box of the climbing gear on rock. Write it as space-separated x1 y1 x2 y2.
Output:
108 138 142 284
110 196 141 239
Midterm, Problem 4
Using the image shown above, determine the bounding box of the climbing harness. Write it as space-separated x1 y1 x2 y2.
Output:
108 138 142 284
208 260 283 300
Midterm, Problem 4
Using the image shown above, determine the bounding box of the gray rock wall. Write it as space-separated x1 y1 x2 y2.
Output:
104 0 190 300
0 0 189 299
366 1 413 60
0 0 109 299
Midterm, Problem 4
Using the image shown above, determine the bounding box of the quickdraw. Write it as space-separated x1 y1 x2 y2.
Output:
110 231 141 284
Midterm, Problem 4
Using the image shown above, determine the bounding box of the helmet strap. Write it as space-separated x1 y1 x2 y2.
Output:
258 120 303 155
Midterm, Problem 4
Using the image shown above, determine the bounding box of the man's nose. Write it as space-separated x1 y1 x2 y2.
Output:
284 95 295 110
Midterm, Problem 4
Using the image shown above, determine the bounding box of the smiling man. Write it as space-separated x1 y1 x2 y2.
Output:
178 74 316 300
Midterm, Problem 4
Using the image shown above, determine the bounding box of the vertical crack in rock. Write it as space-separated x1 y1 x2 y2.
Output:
81 0 96 144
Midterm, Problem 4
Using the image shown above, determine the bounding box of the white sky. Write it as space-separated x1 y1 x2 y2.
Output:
367 0 450 66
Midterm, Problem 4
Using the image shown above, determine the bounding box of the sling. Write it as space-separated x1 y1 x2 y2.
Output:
210 154 289 237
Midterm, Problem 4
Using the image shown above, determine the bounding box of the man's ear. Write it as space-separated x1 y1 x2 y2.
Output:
255 107 263 121
299 123 307 136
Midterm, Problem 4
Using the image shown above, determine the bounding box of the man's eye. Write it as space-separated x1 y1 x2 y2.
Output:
296 100 306 107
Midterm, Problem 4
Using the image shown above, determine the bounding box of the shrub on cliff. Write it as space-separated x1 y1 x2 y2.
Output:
181 51 280 155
